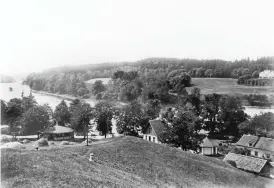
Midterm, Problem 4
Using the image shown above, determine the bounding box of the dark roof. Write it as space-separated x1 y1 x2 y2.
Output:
223 153 267 173
200 137 219 147
149 120 167 137
254 137 274 152
236 134 259 147
40 125 74 134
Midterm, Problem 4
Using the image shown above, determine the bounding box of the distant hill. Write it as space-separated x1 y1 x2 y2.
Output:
1 136 272 188
0 74 16 83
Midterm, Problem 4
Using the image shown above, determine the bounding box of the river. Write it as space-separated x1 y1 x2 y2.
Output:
1 82 274 117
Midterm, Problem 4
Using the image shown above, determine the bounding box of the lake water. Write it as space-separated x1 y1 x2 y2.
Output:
0 82 71 110
1 82 274 116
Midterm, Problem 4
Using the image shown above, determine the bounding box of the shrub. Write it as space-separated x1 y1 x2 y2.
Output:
60 141 70 145
232 147 250 155
34 138 48 147
22 139 30 144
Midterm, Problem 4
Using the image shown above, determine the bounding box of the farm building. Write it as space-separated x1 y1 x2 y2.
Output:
143 119 167 144
236 134 259 149
223 153 274 178
259 70 274 78
200 137 219 155
38 125 74 141
236 135 274 161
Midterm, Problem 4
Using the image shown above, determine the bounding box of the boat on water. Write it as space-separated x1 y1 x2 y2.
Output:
9 87 13 91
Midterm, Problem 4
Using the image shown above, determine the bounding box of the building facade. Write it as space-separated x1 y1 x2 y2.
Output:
236 135 274 162
143 119 167 144
200 137 219 155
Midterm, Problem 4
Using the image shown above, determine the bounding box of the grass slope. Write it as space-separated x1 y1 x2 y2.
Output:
1 137 273 188
187 78 274 95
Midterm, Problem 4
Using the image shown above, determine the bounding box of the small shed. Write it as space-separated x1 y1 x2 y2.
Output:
38 125 74 141
200 137 219 155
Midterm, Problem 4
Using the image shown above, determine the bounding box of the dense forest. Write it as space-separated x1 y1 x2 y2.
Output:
25 57 274 97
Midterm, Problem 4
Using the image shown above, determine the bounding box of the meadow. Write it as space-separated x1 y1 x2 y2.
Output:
187 78 274 95
1 136 273 188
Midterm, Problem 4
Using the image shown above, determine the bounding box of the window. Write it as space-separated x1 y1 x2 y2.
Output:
153 137 155 142
249 143 252 147
145 135 147 140
149 136 151 141
255 151 258 156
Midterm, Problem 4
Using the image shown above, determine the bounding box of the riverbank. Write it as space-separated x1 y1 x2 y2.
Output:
32 90 127 108
32 90 77 101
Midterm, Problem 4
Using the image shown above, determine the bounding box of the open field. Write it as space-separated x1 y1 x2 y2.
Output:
187 78 274 95
85 77 111 85
1 136 273 188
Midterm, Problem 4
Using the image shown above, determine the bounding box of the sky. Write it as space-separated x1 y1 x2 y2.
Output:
0 0 273 75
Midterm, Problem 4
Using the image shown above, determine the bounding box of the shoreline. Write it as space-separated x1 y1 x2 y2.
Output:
32 90 76 101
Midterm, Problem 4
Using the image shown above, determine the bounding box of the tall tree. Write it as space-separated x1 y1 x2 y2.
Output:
53 100 70 126
159 110 200 151
218 95 247 137
144 99 161 119
116 100 149 135
70 102 93 139
19 105 51 135
92 80 106 95
94 101 113 138
1 100 7 124
238 112 274 138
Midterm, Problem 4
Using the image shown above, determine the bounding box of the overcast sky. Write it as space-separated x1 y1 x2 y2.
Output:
0 0 273 75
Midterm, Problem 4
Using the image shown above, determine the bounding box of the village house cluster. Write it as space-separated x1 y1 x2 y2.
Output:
223 135 274 178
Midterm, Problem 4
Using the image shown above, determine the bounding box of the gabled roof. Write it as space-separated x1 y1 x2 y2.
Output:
40 125 74 134
254 137 274 152
149 120 167 137
200 137 219 147
236 134 259 147
223 153 267 173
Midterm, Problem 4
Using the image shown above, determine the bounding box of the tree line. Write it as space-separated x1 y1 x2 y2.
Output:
24 57 274 98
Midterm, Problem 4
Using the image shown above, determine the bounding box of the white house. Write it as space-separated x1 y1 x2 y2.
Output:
259 70 274 78
143 119 167 144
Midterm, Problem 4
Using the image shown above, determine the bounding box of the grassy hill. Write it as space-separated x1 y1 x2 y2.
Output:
1 137 273 188
187 78 274 95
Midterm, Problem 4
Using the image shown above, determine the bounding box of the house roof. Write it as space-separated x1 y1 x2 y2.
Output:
254 137 274 152
149 119 167 137
40 125 74 134
200 137 219 147
223 153 267 173
235 134 259 147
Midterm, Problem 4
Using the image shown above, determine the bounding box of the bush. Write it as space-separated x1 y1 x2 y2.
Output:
34 138 48 147
22 139 30 144
232 147 250 155
60 141 70 145
226 160 237 168
1 136 12 143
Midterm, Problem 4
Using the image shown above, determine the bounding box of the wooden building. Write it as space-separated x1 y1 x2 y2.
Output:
224 153 274 178
236 135 274 162
143 119 167 144
38 125 74 141
200 137 219 155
